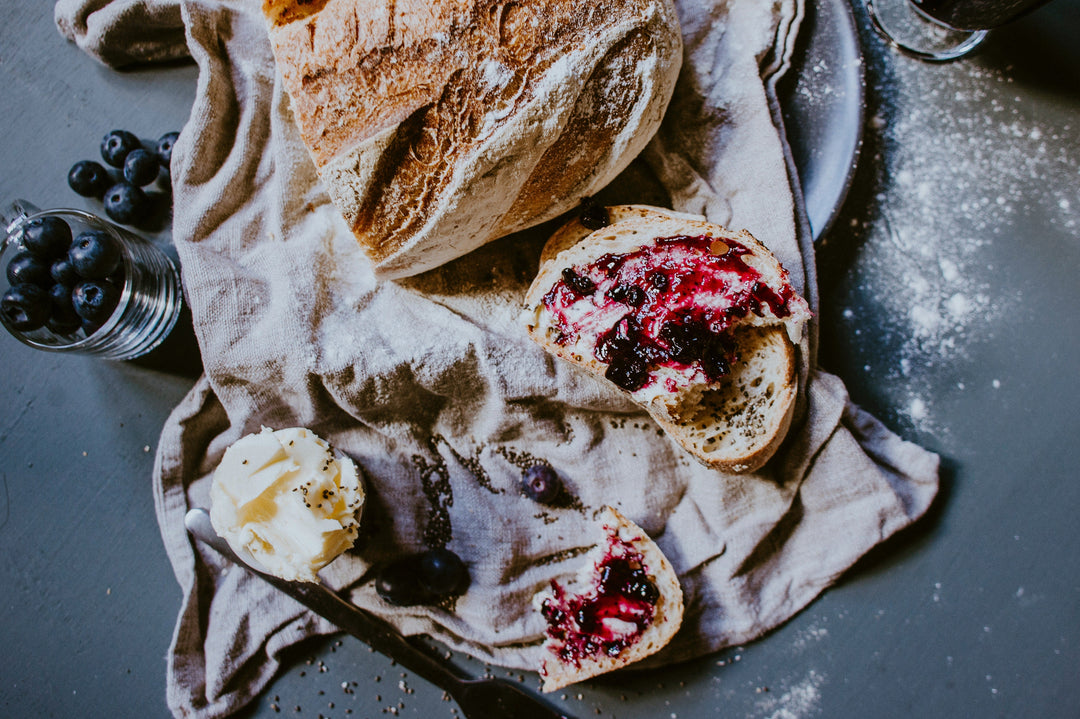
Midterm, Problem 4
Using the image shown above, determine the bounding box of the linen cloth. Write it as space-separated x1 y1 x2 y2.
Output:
55 0 941 717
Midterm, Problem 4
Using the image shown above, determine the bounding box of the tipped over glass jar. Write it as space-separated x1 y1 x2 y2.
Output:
0 200 182 360
866 0 1053 61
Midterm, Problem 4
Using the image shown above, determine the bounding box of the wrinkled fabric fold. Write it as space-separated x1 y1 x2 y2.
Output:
56 0 187 67
56 0 939 716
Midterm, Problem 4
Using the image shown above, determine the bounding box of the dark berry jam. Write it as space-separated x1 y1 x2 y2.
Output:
540 234 798 392
540 537 659 666
561 267 597 297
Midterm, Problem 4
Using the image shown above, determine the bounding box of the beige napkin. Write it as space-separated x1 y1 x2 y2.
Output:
56 0 940 717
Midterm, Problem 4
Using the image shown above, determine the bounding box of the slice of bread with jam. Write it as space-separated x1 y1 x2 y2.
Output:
523 205 811 473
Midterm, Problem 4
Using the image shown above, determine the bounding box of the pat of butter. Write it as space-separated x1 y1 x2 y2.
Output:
209 426 364 582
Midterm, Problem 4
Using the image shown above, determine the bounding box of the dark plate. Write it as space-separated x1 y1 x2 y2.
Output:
779 0 867 241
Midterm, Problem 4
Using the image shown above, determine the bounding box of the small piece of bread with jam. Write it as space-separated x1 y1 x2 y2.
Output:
535 506 684 692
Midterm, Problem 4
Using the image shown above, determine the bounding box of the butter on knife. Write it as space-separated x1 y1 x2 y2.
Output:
209 426 365 582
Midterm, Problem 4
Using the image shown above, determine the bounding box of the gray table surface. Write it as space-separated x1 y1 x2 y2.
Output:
2 1 1077 718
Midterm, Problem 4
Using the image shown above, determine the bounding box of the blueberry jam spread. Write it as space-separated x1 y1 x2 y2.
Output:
541 234 800 392
540 537 660 666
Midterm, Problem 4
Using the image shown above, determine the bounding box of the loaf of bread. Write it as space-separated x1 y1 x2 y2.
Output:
261 0 682 279
522 205 812 473
536 506 684 692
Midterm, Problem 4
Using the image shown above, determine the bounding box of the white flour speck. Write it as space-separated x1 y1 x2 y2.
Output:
908 397 928 422
750 670 826 719
789 623 830 653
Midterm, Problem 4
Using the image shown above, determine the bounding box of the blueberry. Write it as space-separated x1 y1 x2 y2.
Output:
540 599 566 625
47 283 82 333
71 279 121 323
574 607 594 632
418 548 468 596
605 354 649 392
68 160 112 198
700 341 731 381
102 182 151 226
50 257 80 286
660 320 709 364
46 315 83 336
122 149 160 187
156 131 179 167
69 230 122 279
606 283 645 307
100 129 142 168
22 216 73 259
522 465 562 504
624 578 659 604
1 284 50 331
81 317 105 337
596 315 642 362
578 197 609 230
561 267 596 296
374 557 429 607
6 252 52 287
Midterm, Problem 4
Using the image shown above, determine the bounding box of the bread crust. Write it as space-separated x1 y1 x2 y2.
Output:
522 205 810 473
537 506 684 692
263 0 683 278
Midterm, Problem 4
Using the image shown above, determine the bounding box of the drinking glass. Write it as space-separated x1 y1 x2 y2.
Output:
866 0 1052 61
1 199 183 360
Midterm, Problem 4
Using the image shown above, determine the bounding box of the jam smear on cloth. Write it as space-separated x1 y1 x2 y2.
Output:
540 535 660 666
541 235 801 392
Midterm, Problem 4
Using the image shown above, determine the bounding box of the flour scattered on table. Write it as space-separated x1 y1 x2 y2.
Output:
751 669 826 719
838 43 1079 434
788 622 829 654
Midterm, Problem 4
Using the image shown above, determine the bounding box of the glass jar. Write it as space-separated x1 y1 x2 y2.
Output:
0 200 183 360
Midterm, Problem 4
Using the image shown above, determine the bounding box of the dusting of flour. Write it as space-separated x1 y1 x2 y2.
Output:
833 45 1079 434
750 670 826 719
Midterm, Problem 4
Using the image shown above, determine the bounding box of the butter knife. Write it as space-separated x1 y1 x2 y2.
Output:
184 508 572 719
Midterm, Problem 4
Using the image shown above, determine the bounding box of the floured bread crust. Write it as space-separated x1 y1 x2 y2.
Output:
537 506 684 692
522 205 811 473
262 0 683 278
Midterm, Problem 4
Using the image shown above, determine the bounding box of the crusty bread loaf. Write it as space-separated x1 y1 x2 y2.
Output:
261 0 682 279
522 205 811 473
536 506 684 692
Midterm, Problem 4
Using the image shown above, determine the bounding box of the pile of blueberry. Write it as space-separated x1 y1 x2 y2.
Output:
2 216 125 337
68 129 179 227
